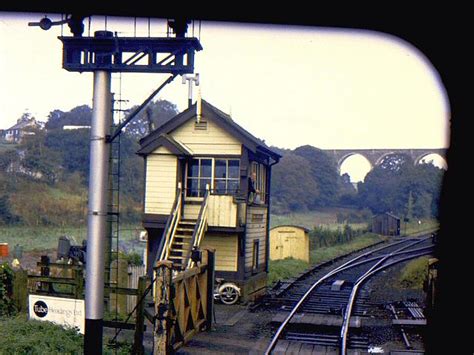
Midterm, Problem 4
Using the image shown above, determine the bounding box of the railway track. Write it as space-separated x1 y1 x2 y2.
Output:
264 235 435 354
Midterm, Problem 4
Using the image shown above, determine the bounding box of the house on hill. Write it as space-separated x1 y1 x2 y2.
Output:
138 99 281 301
3 116 41 143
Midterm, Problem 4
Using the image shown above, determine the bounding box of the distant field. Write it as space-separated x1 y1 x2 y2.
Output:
0 224 145 253
270 207 369 231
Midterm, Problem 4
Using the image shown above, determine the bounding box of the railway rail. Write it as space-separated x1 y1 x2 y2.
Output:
264 235 435 354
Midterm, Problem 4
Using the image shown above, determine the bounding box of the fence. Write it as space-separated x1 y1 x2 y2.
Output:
153 248 215 354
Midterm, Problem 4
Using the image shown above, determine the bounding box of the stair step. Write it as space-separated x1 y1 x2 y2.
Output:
173 241 192 246
174 234 193 239
180 220 197 225
176 227 194 233
168 256 185 261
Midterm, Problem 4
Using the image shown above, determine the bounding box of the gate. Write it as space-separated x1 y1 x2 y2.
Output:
153 248 215 354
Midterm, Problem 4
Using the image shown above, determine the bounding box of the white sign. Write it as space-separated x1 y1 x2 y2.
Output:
28 295 85 334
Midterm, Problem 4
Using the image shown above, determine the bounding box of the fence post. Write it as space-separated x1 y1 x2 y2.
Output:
12 268 28 312
132 275 147 355
74 267 84 299
205 249 215 330
153 260 173 355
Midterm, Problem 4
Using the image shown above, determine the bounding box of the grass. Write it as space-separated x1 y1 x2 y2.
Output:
268 258 310 285
0 224 145 253
401 218 439 237
268 233 386 285
270 208 369 231
397 256 430 289
310 233 386 264
0 313 133 354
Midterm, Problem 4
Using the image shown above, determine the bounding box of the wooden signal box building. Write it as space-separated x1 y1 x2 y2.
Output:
138 100 281 301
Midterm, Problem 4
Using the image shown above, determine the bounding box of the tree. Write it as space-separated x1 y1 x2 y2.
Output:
45 105 92 130
44 128 90 180
293 145 340 207
271 153 320 212
123 99 179 139
20 130 63 183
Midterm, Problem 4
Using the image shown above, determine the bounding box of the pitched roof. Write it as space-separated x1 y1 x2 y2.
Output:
137 133 193 156
139 99 281 161
7 118 39 131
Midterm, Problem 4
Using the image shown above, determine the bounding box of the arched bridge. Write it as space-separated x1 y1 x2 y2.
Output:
326 148 448 172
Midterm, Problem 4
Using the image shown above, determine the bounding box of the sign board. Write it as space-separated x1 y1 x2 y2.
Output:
28 295 85 334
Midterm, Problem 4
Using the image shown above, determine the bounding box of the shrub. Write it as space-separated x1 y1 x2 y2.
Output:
398 256 429 289
268 258 309 285
0 315 83 354
0 262 16 316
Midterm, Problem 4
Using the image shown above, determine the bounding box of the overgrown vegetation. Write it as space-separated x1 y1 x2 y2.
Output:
0 262 16 316
268 231 385 285
0 99 179 228
309 224 367 249
268 258 309 285
0 314 133 354
397 256 429 289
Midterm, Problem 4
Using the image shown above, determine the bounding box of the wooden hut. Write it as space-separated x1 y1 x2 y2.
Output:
269 225 310 262
138 99 281 301
372 212 400 236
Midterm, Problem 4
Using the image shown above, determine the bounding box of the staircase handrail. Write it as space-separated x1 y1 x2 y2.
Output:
186 185 210 268
158 183 182 262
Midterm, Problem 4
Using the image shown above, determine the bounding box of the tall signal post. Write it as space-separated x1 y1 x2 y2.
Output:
30 15 202 353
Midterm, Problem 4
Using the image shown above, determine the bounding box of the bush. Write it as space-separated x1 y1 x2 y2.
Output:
398 256 429 289
0 315 83 354
268 258 309 285
309 224 366 249
0 262 16 316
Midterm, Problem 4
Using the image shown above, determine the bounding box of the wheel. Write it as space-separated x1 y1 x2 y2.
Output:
219 283 240 305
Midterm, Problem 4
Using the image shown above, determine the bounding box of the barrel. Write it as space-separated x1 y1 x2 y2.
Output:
0 243 9 257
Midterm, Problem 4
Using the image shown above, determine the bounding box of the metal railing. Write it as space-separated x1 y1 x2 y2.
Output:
158 183 182 262
186 185 210 268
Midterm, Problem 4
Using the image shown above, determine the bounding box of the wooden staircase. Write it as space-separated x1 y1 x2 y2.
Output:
167 219 197 269
159 185 210 271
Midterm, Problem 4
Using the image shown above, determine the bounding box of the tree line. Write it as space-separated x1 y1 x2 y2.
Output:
0 100 179 226
271 145 445 220
0 100 445 226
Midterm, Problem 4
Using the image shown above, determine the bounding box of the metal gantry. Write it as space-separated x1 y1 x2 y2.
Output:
32 14 203 354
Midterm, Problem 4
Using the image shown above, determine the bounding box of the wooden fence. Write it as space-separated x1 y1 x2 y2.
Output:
154 248 215 354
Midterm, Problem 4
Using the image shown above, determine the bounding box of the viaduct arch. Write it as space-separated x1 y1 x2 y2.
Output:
326 148 448 174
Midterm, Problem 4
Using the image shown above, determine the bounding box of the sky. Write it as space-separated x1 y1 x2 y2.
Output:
0 12 450 180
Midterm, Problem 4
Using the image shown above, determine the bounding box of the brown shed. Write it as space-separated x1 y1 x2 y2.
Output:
270 225 310 262
372 212 400 236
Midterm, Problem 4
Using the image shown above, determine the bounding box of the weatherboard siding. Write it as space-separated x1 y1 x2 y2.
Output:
170 116 242 155
207 195 237 227
144 154 177 214
201 234 238 272
244 206 268 269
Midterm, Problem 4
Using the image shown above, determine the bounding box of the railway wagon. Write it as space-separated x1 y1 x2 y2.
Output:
372 212 400 236
138 99 281 301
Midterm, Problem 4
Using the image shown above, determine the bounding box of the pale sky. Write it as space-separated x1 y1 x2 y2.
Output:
0 12 450 153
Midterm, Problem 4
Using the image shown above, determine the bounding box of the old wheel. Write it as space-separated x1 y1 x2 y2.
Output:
219 283 240 305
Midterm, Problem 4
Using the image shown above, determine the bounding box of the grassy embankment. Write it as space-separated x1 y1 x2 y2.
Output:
0 225 144 252
267 209 439 286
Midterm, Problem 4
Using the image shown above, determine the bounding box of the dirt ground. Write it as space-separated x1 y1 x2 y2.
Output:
176 303 277 354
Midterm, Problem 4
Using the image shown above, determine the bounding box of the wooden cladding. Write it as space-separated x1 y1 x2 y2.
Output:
144 154 177 215
200 234 238 272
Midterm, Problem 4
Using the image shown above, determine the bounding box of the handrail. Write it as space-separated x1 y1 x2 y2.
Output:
186 185 210 268
157 183 182 262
